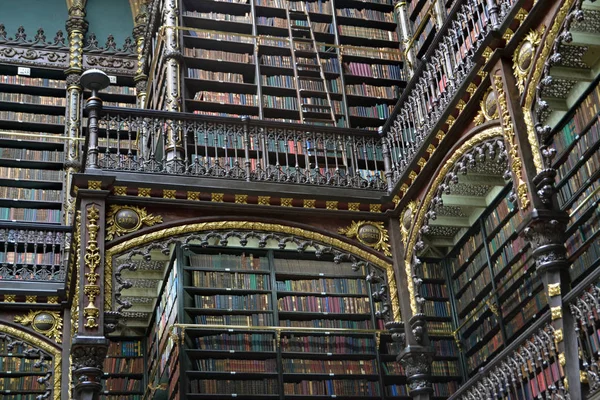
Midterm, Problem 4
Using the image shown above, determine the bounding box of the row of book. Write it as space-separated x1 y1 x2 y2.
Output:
428 320 453 336
568 181 600 221
189 378 279 394
184 10 252 23
467 330 503 372
0 252 61 265
338 26 398 42
283 379 381 395
191 270 271 289
453 250 488 294
0 357 46 372
187 68 246 83
484 196 515 236
280 335 375 353
193 333 275 351
188 252 267 271
194 358 277 372
193 91 258 106
0 187 62 202
558 152 599 207
346 83 398 99
107 340 143 357
0 92 66 106
381 361 403 375
194 293 271 310
557 117 600 181
195 313 275 325
156 265 179 377
0 111 64 125
0 130 62 144
462 313 499 350
423 300 451 318
413 20 436 55
0 207 61 223
453 231 484 272
279 318 375 329
187 30 254 44
569 236 600 282
104 377 142 391
488 211 525 253
501 275 542 318
421 262 445 280
348 104 392 119
282 358 378 374
277 295 370 314
276 277 368 294
0 147 63 162
505 291 547 339
432 360 460 376
183 47 254 64
496 251 534 298
0 167 61 182
262 74 295 89
433 339 458 357
0 75 64 89
491 235 528 277
343 62 403 80
276 259 362 276
421 282 448 298
336 7 394 22
456 264 491 315
262 95 298 110
0 376 44 390
103 357 144 374
256 0 332 13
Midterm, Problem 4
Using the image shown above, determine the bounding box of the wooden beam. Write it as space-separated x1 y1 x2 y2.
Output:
548 66 594 82
441 194 488 208
457 174 507 187
429 216 472 228
571 32 600 48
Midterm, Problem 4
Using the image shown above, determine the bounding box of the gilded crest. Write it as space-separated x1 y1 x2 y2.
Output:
338 221 391 256
513 28 543 94
106 205 163 241
15 310 63 343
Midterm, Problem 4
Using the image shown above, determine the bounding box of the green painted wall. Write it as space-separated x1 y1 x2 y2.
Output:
86 0 134 49
0 0 68 43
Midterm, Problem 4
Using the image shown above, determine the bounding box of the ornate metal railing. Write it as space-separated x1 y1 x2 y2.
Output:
90 106 387 191
381 0 519 187
0 223 70 282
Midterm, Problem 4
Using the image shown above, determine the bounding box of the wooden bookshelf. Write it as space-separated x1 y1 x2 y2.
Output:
101 339 145 400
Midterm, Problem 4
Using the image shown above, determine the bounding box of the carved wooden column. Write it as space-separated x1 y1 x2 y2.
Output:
491 58 582 398
388 219 433 400
394 0 415 76
71 188 109 400
133 12 148 109
63 0 88 225
163 0 185 172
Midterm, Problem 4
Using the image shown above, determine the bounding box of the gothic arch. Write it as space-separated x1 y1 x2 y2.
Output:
104 218 400 330
0 322 62 400
402 125 511 314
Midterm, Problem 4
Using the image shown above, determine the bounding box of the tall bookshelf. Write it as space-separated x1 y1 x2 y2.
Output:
158 0 405 130
0 65 66 224
144 245 396 400
102 338 145 400
550 78 600 285
423 187 548 377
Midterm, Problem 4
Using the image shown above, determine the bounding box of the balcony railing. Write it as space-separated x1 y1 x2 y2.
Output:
0 223 70 282
91 107 387 191
381 0 519 188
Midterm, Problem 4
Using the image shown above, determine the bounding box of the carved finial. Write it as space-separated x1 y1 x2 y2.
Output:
34 28 46 44
105 34 117 50
86 32 99 49
14 26 26 42
122 36 135 53
0 24 7 40
54 29 66 46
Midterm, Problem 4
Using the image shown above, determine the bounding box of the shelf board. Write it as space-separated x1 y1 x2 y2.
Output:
0 136 64 151
283 372 380 380
185 394 279 400
184 56 256 74
275 271 365 279
343 74 401 86
0 119 64 134
103 372 144 378
186 349 277 358
408 0 429 19
183 15 253 35
184 307 274 315
0 157 64 170
335 16 397 30
185 79 257 95
278 311 372 320
0 177 62 190
277 290 369 298
345 94 397 104
0 198 62 209
184 286 271 295
185 99 259 115
560 168 600 211
0 81 65 97
338 34 399 48
485 207 519 240
261 84 298 96
335 0 394 11
186 370 279 379
0 389 46 394
280 351 377 360
0 371 46 377
183 34 255 54
500 283 544 322
0 99 65 115
183 266 271 274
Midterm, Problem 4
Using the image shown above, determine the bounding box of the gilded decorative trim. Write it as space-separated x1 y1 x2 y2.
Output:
400 201 417 248
138 187 151 197
187 191 200 201
348 203 360 211
106 205 163 241
554 328 563 343
83 204 101 329
513 29 543 95
4 294 15 303
88 180 101 190
105 221 399 320
558 352 566 366
258 196 271 206
304 199 316 208
369 204 382 213
14 310 63 343
405 127 504 313
551 306 562 320
524 0 576 173
338 221 391 256
114 186 128 196
235 194 248 204
494 74 530 210
548 283 561 297
503 28 514 41
26 296 37 303
163 189 176 199
326 201 338 210
0 323 61 400
280 198 293 207
47 297 58 304
212 193 224 202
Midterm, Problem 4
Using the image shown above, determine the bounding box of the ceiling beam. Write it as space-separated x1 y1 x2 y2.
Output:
457 174 507 187
441 194 488 208
571 32 600 48
422 237 447 258
542 97 570 112
548 66 595 82
429 216 472 228
428 236 456 247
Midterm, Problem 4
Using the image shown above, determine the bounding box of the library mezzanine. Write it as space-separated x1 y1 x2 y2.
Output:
0 0 599 399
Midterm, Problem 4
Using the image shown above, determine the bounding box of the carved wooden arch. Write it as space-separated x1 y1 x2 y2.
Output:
403 124 511 314
523 0 589 172
0 321 62 400
104 218 400 323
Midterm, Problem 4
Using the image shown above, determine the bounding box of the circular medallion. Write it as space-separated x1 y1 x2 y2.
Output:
357 224 382 246
483 89 498 120
33 312 56 333
114 208 141 231
517 40 534 73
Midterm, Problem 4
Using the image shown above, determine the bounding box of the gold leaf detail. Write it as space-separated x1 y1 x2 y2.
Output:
14 310 63 343
138 187 151 197
235 194 248 204
370 204 381 213
551 306 562 320
348 202 360 211
280 198 293 207
338 221 391 256
548 283 561 297
212 193 224 202
114 186 127 196
25 296 37 303
163 189 176 199
325 201 338 210
303 199 316 208
88 180 101 190
47 296 58 304
187 191 200 201
106 205 163 241
258 196 271 206
4 294 15 303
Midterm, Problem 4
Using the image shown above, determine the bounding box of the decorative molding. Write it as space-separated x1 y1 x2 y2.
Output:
257 196 271 206
211 193 224 202
338 221 391 257
548 283 561 297
235 194 248 204
303 199 316 208
83 204 101 329
138 187 151 197
14 310 63 343
88 180 101 190
400 201 418 248
106 205 163 241
187 191 200 201
513 28 543 94
114 186 127 196
348 202 360 211
325 201 338 210
163 189 176 199
280 198 293 207
551 306 562 320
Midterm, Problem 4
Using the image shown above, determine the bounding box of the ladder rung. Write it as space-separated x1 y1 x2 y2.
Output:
303 117 335 123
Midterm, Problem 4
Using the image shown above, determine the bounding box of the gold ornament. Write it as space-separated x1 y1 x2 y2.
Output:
338 221 391 257
106 205 163 241
513 28 543 94
15 310 63 343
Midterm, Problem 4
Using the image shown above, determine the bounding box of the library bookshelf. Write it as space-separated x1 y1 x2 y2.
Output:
143 245 404 400
101 338 145 400
148 0 405 130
